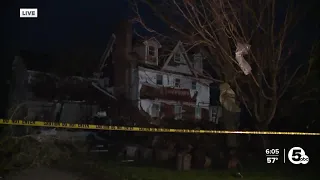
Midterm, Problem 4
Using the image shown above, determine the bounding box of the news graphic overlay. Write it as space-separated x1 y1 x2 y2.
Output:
265 149 281 164
287 147 309 165
20 8 38 18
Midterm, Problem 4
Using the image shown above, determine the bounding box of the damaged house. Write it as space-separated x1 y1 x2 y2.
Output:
110 21 222 125
8 20 222 127
9 48 117 124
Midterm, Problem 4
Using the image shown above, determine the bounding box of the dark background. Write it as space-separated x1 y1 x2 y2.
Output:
1 0 319 119
0 0 320 174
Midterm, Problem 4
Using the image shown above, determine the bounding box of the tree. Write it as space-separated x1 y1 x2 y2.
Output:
131 0 315 147
276 42 320 130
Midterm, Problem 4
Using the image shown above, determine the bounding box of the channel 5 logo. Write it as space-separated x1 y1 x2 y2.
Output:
287 147 309 165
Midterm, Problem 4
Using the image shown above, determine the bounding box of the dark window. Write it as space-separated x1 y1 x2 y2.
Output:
175 78 180 87
148 46 155 56
192 81 197 90
174 53 181 62
156 74 163 85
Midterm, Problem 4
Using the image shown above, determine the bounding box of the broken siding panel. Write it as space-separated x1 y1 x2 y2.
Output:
138 68 210 106
140 99 154 116
138 69 158 86
138 69 175 87
140 85 196 102
163 62 193 75
138 68 194 87
139 99 211 122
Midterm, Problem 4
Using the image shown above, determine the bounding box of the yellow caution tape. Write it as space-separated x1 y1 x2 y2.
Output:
0 119 319 135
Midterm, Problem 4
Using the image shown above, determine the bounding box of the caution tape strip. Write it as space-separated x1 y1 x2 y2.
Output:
0 119 319 135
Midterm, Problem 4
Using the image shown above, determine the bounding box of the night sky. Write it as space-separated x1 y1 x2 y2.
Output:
1 0 319 118
2 0 130 117
4 0 129 52
3 0 319 54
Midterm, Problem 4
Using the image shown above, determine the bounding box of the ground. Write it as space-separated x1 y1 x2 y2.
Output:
2 132 318 180
6 153 314 180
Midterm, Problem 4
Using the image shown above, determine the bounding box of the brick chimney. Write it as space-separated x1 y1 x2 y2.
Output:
113 20 133 97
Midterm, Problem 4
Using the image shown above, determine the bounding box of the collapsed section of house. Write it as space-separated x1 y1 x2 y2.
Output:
10 57 116 124
9 21 225 130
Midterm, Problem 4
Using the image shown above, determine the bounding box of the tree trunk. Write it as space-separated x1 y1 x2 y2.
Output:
221 107 240 149
256 123 270 149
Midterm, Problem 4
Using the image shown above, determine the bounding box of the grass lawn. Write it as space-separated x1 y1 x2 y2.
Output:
77 160 314 180
53 153 316 180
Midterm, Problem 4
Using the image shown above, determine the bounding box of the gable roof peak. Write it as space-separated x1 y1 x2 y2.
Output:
143 37 162 48
161 41 198 77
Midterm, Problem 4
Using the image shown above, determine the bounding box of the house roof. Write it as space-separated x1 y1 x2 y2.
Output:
26 70 117 102
131 34 216 81
142 37 162 48
136 41 214 81
161 41 197 77
11 56 116 103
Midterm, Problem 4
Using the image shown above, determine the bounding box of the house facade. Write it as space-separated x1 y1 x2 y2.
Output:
111 21 221 123
133 41 215 122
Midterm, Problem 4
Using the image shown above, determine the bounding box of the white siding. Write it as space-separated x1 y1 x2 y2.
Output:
137 67 210 107
162 50 193 75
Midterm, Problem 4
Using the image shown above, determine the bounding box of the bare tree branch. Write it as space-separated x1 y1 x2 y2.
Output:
132 0 313 128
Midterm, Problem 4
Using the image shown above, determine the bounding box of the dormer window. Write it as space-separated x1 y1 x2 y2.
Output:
148 46 156 56
143 37 162 66
146 45 157 65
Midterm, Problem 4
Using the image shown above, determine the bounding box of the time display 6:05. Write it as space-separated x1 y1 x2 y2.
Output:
265 149 280 155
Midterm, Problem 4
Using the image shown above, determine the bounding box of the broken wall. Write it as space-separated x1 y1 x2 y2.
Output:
137 68 210 106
